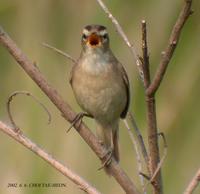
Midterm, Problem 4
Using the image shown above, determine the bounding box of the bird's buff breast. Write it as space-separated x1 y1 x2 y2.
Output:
72 62 126 122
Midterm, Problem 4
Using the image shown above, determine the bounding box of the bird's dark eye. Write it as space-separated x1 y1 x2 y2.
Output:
102 34 108 39
82 34 87 40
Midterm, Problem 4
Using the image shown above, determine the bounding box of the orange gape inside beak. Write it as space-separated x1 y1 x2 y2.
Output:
88 33 101 46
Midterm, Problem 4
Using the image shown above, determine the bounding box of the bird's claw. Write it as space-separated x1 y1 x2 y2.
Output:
98 148 113 171
66 112 92 133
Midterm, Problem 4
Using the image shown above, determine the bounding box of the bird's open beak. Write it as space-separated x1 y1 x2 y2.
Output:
87 33 101 47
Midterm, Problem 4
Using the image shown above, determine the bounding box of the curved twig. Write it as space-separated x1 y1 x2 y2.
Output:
0 121 101 194
0 26 140 194
43 42 77 63
127 112 149 169
7 91 51 131
123 119 146 194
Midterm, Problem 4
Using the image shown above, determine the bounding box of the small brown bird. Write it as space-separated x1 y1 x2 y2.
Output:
70 24 130 162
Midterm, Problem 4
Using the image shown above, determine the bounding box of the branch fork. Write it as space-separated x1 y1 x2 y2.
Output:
0 0 194 193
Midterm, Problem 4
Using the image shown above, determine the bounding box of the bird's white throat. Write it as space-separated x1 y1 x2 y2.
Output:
81 48 111 75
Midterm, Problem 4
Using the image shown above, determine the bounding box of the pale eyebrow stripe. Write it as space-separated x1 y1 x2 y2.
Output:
99 29 107 36
82 29 90 36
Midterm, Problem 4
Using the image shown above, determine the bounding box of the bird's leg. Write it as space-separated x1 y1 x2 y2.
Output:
66 112 92 132
98 147 113 171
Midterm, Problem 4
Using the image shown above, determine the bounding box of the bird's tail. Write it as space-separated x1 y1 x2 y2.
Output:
96 120 120 162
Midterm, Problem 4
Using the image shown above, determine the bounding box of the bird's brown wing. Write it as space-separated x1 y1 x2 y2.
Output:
119 63 130 119
69 62 77 85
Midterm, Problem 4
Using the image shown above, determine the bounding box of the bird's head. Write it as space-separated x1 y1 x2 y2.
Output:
81 24 109 51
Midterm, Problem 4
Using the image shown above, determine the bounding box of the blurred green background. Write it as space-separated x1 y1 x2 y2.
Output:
0 0 200 194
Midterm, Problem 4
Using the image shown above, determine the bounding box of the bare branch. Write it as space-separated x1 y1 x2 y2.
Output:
42 42 77 63
0 121 101 194
127 112 149 169
144 133 167 191
123 119 146 194
0 27 140 194
141 20 151 89
7 91 51 132
143 2 193 193
140 20 163 194
145 95 162 194
147 0 193 96
95 0 144 80
184 168 200 194
95 1 193 194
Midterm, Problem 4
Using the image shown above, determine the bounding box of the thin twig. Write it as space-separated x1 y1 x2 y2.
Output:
139 172 150 181
140 19 162 194
43 42 77 63
147 0 193 96
144 133 167 191
184 168 200 194
95 0 144 80
123 119 146 194
0 121 101 194
140 19 164 193
143 2 193 193
7 91 51 132
141 20 151 89
0 26 140 194
127 112 149 169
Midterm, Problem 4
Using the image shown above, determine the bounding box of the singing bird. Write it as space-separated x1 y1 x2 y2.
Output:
70 24 130 163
